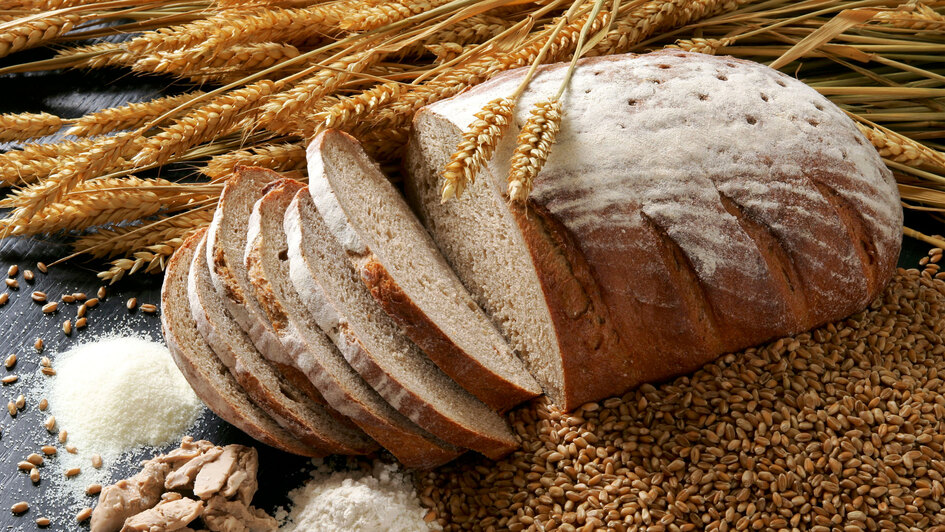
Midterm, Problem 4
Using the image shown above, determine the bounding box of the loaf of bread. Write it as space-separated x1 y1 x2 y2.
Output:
405 51 903 410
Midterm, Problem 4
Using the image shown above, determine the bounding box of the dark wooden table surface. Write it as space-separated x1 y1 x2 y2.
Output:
0 59 939 530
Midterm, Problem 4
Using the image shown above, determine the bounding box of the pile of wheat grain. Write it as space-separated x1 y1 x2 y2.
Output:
0 0 942 279
417 268 945 532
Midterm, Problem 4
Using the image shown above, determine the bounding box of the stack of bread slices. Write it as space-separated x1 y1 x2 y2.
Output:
162 130 542 466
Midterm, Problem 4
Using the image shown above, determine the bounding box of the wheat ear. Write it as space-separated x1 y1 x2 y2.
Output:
0 112 64 142
874 4 945 30
341 0 455 31
857 122 945 171
132 42 300 84
668 37 734 55
0 14 81 59
65 91 205 137
201 142 306 179
54 42 134 69
440 98 515 202
132 81 278 167
73 208 214 259
0 138 97 187
308 82 403 137
98 239 183 283
507 99 562 202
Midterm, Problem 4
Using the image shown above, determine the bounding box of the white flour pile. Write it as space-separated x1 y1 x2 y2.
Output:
46 335 204 464
278 460 439 531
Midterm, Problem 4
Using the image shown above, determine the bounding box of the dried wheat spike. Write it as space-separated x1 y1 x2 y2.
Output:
73 208 214 259
66 92 205 137
3 132 143 222
667 37 734 55
341 0 455 31
440 98 515 202
126 4 341 58
98 239 183 283
133 81 278 167
132 43 300 83
0 112 63 143
0 14 81 59
857 122 945 170
309 83 403 137
201 142 306 179
507 99 562 203
875 4 945 30
0 138 97 187
257 52 379 135
593 0 751 56
360 127 410 164
0 177 206 237
54 42 134 70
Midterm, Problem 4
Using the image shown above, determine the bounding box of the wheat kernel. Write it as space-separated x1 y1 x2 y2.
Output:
76 304 86 317
30 469 40 484
65 445 77 454
140 303 157 314
38 398 47 410
41 445 55 455
42 302 58 314
26 453 43 466
17 461 35 471
43 416 55 431
84 297 97 308
86 483 102 495
15 394 24 409
76 508 91 522
11 501 28 514
40 357 50 367
35 516 49 526
2 375 18 384
4 354 15 368
6 278 18 289
36 262 47 274
31 291 46 302
65 467 80 477
34 338 43 351
75 317 87 328
126 297 137 310
72 292 86 301
7 401 16 416
41 367 56 376
63 320 72 335
0 293 7 305
7 265 18 277
58 429 67 443
23 270 33 282
97 286 106 299
61 294 75 303
91 454 102 469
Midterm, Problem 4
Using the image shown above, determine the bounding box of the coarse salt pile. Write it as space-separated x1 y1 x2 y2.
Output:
46 335 204 462
278 460 439 532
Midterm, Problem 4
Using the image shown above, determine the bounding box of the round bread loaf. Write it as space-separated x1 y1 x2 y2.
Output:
405 51 903 410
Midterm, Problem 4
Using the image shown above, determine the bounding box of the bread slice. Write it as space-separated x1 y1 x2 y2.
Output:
205 166 330 409
244 178 463 468
189 233 377 455
306 130 541 412
284 188 518 459
161 229 319 457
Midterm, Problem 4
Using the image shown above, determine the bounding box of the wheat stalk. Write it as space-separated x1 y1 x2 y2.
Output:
200 142 306 179
132 81 278 167
0 111 64 142
65 91 205 137
0 177 209 237
0 13 81 58
73 207 214 259
507 99 563 202
440 98 515 202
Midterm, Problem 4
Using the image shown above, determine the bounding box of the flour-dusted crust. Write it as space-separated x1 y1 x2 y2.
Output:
246 180 463 468
414 51 902 409
161 229 319 457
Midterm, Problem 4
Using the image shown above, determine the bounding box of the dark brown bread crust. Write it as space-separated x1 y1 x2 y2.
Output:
359 254 536 412
162 229 320 457
412 51 903 411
